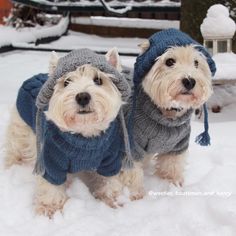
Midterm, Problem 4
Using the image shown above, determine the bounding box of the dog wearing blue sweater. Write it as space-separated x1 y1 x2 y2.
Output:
5 48 134 217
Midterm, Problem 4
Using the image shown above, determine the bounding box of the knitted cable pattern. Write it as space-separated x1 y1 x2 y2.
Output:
17 74 125 185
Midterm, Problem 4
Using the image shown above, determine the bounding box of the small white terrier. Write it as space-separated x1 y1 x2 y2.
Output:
141 44 213 185
5 48 134 217
120 29 215 192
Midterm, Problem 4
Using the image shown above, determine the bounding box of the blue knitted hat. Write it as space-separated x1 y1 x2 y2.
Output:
133 28 217 146
134 28 216 86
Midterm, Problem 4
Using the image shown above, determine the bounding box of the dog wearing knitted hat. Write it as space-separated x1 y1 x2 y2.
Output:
5 48 134 217
121 29 216 188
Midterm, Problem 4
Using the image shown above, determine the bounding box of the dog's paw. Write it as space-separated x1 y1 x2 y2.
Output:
156 169 184 187
169 175 184 187
94 187 123 208
155 154 186 187
94 192 123 208
129 187 145 201
35 191 68 218
93 178 123 208
35 201 65 219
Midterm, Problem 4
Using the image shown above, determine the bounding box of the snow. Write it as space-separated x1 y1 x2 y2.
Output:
0 49 236 236
201 4 236 38
213 53 236 80
13 31 144 55
207 4 230 18
0 17 69 48
71 16 180 30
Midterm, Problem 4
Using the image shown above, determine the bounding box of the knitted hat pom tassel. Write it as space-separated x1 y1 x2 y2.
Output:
119 109 134 169
195 103 211 146
33 76 55 176
33 109 46 175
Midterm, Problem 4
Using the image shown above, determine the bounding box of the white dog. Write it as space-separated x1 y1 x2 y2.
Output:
120 29 216 190
5 48 136 217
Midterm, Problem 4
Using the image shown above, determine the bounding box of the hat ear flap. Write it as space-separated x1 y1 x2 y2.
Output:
138 40 150 55
105 47 122 72
49 51 59 77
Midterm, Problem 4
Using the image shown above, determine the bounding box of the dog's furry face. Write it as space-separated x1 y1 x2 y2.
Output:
46 50 123 137
142 45 213 110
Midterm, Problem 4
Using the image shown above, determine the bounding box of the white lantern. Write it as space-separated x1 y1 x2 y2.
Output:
200 4 236 55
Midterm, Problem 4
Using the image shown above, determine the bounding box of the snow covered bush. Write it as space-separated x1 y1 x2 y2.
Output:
4 3 64 29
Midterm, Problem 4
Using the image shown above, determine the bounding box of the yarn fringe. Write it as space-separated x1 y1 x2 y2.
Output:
195 103 211 146
119 109 134 169
122 156 134 169
195 131 211 146
33 109 45 175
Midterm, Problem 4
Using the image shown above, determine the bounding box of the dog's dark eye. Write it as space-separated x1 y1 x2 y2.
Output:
165 58 176 67
64 79 71 87
194 60 199 68
93 77 103 86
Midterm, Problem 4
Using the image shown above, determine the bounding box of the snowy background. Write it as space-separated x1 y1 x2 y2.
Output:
0 31 236 235
0 2 236 234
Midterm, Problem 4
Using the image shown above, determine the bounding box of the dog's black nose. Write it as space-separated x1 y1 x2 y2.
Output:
75 92 91 107
182 78 196 90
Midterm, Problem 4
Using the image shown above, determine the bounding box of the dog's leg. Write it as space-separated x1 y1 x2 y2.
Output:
93 175 124 208
5 107 36 168
119 162 145 201
79 172 123 208
155 152 186 186
35 176 68 218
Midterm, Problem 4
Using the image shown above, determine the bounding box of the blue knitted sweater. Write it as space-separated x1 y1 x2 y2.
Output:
16 74 123 185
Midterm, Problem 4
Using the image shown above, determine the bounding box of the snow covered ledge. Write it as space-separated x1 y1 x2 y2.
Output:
0 16 69 49
207 52 236 113
213 53 236 84
71 16 180 30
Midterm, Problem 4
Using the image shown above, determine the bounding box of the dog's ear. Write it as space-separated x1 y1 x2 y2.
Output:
138 40 150 54
49 51 59 76
105 47 122 72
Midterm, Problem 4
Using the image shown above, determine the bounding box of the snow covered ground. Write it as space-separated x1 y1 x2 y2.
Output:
0 50 236 236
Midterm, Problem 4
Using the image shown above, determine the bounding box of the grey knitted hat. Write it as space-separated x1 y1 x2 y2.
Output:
34 48 132 175
37 48 131 109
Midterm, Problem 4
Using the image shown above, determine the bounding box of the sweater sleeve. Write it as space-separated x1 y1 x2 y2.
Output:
43 159 69 186
97 153 122 177
42 131 70 185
